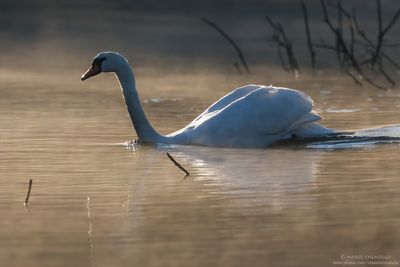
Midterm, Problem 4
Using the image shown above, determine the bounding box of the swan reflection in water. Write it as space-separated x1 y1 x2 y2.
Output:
126 122 400 211
126 143 326 210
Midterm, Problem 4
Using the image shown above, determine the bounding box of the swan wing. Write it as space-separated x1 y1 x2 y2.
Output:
190 84 261 124
185 86 319 146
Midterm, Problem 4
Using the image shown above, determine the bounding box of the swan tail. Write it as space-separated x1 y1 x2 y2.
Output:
286 111 335 138
291 122 335 137
288 111 321 132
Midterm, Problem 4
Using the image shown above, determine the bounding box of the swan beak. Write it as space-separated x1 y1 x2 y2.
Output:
81 65 101 81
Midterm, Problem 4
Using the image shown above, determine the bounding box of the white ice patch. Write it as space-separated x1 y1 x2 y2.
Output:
325 107 361 113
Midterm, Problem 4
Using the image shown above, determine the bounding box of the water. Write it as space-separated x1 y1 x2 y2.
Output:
2 1 400 266
1 66 400 267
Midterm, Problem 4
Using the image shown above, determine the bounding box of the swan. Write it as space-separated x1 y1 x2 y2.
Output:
81 51 335 148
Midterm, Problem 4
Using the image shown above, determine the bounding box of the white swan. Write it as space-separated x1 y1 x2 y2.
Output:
81 52 334 148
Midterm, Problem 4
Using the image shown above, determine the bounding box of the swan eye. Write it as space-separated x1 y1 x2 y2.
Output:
92 57 106 69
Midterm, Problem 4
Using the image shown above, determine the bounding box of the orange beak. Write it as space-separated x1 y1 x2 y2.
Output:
81 64 101 81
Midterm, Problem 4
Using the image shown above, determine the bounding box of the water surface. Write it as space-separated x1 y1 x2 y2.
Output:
3 1 400 265
1 64 400 267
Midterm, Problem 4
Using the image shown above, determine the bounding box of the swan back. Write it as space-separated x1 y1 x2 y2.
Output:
172 85 319 147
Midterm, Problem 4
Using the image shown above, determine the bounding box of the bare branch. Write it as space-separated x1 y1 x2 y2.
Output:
371 0 384 66
381 3 400 36
167 152 190 176
266 16 300 74
319 0 390 89
233 62 243 74
382 53 400 70
344 69 362 86
24 179 33 206
277 46 290 72
202 17 250 74
378 60 396 87
301 0 316 70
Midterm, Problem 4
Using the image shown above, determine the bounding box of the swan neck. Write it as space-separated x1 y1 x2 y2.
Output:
115 65 162 142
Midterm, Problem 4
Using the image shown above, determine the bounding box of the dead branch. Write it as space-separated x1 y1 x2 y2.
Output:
301 0 316 70
336 0 345 66
167 152 190 176
371 0 384 67
382 54 400 70
378 60 396 87
352 8 397 87
24 179 33 206
263 0 399 89
266 16 300 75
277 45 290 72
202 17 250 74
353 10 400 71
371 0 400 67
234 62 243 74
344 69 362 86
320 1 361 73
320 0 388 89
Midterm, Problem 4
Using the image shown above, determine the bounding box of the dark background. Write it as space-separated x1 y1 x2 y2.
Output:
1 0 399 73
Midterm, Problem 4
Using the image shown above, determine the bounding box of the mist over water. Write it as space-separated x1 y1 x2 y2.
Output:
2 0 399 70
2 1 400 267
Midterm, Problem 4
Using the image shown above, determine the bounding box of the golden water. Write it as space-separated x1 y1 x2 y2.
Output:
1 64 400 267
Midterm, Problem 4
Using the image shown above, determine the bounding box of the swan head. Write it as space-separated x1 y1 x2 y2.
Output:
81 51 128 81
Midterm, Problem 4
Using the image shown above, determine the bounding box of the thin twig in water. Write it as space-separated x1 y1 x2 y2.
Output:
202 17 250 74
167 152 190 176
24 179 33 206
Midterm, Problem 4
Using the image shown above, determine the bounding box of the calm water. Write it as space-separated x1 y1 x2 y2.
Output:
1 65 400 267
